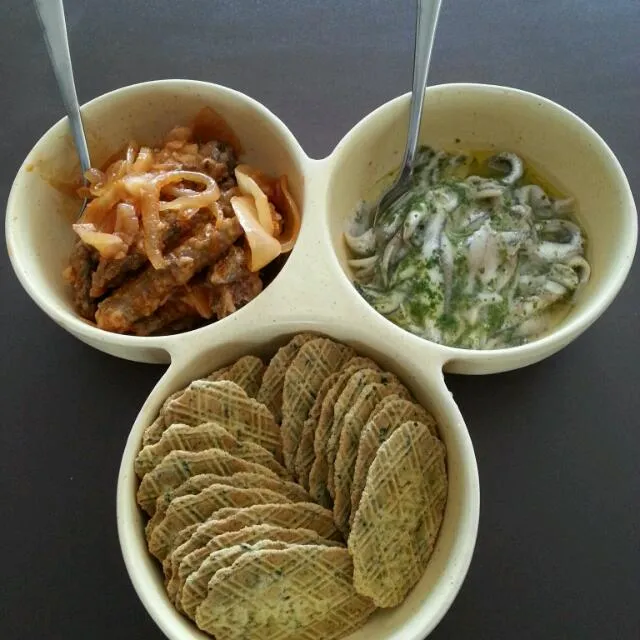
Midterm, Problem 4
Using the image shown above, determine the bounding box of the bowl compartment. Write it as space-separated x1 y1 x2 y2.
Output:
6 80 308 361
325 83 637 373
117 321 479 640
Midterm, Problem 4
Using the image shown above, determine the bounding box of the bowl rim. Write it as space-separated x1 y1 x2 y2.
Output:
325 82 638 368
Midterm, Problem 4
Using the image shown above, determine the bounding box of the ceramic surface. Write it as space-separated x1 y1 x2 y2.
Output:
6 80 637 639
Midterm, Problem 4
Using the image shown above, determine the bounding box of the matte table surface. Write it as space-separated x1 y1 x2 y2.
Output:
1 1 638 638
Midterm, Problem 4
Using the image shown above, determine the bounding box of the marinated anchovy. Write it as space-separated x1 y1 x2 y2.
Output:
345 146 590 349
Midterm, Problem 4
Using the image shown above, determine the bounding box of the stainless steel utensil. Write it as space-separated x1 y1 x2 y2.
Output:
372 0 442 226
33 0 91 214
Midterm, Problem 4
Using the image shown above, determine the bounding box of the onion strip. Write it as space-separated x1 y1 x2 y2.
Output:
230 196 281 271
273 175 301 252
235 165 274 235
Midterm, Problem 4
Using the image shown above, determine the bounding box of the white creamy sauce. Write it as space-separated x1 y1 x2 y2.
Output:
345 147 590 349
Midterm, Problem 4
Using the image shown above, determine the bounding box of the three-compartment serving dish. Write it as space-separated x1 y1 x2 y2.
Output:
5 79 637 639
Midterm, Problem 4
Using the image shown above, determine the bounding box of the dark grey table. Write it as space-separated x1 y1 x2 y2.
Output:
2 1 638 638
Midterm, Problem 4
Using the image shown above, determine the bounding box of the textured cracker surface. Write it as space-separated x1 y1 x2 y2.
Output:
332 382 406 536
163 380 282 461
349 421 447 607
308 359 379 507
256 334 316 422
350 396 438 526
180 525 341 618
294 372 340 490
281 338 354 473
148 485 292 561
135 422 288 479
137 448 279 516
195 546 375 640
209 355 266 398
164 501 342 597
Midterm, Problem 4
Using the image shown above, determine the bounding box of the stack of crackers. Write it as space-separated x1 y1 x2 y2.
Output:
135 334 448 639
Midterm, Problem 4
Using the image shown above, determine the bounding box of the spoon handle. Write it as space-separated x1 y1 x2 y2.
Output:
401 0 443 173
33 0 91 177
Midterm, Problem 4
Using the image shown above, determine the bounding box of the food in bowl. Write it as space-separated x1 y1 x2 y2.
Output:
345 146 591 349
63 108 301 335
133 334 447 639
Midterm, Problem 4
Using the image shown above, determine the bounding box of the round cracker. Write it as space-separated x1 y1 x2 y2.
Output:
256 333 316 422
164 501 341 597
195 546 375 640
148 485 292 561
281 338 355 473
180 525 341 618
332 381 407 537
349 396 438 527
163 380 282 462
137 447 279 516
349 421 447 607
135 421 288 479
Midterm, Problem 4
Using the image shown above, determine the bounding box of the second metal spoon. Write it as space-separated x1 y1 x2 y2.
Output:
373 0 443 226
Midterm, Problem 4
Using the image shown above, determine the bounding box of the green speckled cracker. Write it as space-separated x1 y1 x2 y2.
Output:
256 334 316 422
137 448 279 516
164 501 341 600
141 416 167 447
163 380 282 462
141 363 236 448
294 372 340 490
350 396 438 527
209 355 265 398
135 422 288 479
147 471 310 538
308 358 380 507
280 338 355 473
325 369 391 498
349 421 447 607
195 546 376 640
148 485 293 561
332 382 407 537
180 525 341 618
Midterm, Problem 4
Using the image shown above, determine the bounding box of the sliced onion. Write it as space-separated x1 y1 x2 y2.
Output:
78 183 124 226
132 146 154 173
125 144 137 167
235 165 274 235
272 175 301 252
139 188 164 269
156 171 220 211
230 196 282 271
114 202 140 245
182 284 215 319
72 223 127 259
84 167 105 186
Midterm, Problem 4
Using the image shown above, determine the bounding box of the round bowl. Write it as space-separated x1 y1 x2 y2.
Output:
5 79 308 363
326 83 637 374
117 320 480 640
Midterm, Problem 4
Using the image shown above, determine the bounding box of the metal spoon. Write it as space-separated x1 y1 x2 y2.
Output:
33 0 91 214
372 0 442 226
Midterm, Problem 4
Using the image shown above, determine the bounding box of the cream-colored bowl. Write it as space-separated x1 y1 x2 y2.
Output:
7 79 636 639
326 84 637 374
5 80 307 363
117 320 480 640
